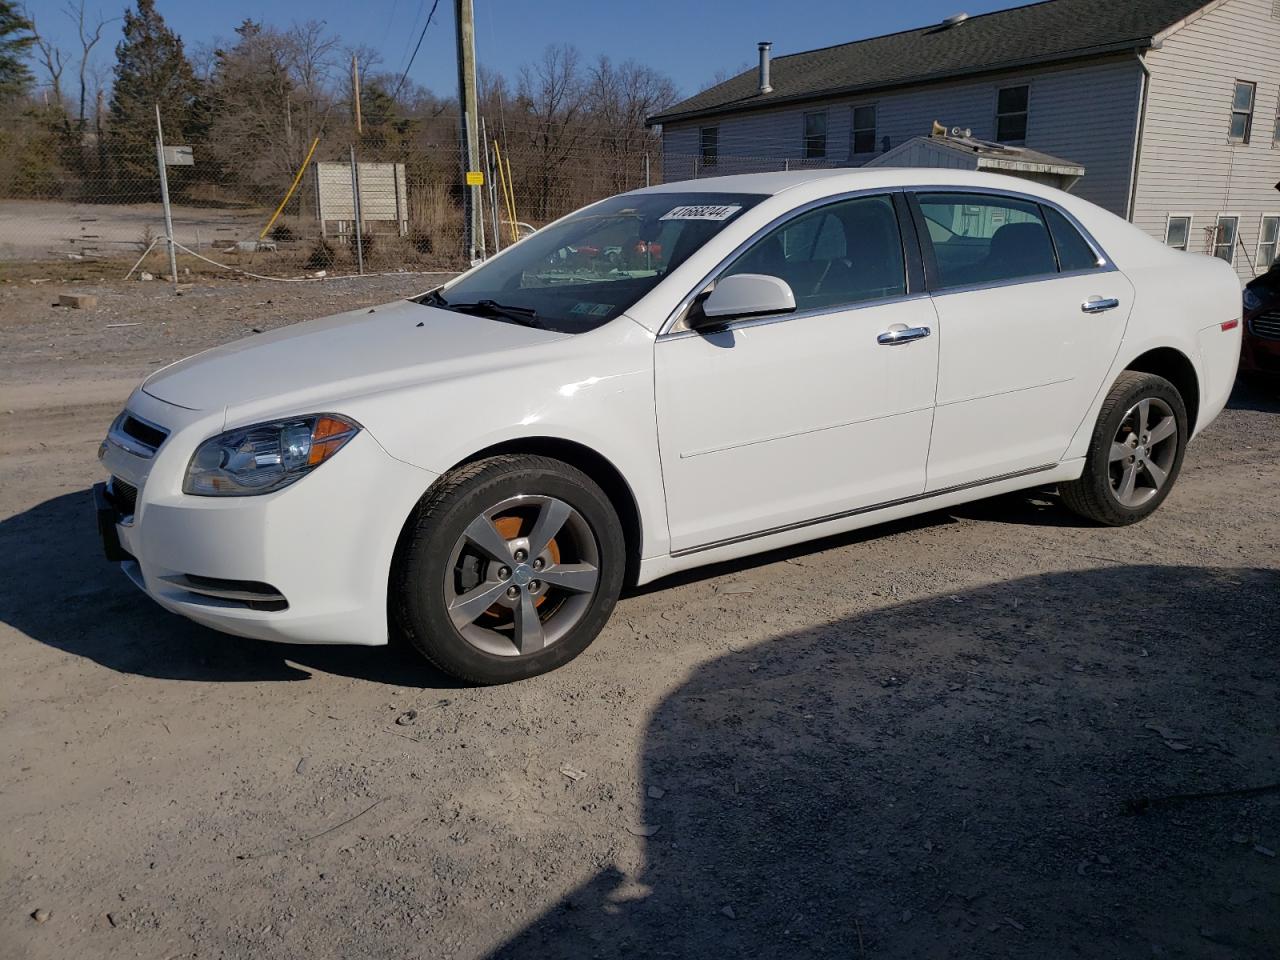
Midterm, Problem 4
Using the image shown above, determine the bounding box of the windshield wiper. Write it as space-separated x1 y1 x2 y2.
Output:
445 298 544 329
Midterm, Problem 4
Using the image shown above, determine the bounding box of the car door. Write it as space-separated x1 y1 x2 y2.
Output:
654 192 940 554
911 191 1133 491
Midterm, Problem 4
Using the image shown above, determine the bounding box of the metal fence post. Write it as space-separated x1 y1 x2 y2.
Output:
481 118 500 254
644 152 650 188
349 145 365 276
154 104 179 293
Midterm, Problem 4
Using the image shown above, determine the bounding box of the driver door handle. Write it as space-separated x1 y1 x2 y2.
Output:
877 325 932 346
1082 296 1121 314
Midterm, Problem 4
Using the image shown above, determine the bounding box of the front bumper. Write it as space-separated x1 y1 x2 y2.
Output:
97 393 438 646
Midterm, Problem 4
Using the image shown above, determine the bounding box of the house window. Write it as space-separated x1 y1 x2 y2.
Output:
851 105 877 155
699 126 719 167
803 110 828 159
1229 81 1255 142
1165 215 1191 251
1214 215 1239 263
996 85 1029 142
1258 215 1280 268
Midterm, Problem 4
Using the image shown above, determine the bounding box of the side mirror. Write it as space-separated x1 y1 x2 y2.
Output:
692 273 796 330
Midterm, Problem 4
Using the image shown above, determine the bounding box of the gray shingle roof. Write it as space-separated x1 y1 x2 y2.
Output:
649 0 1210 125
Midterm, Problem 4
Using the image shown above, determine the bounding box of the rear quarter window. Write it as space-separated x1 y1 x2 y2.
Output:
1045 207 1102 272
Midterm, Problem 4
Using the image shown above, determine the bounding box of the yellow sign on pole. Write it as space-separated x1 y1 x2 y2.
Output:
465 170 484 186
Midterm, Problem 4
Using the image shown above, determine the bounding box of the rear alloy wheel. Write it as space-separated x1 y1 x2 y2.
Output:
394 455 624 684
1059 371 1188 525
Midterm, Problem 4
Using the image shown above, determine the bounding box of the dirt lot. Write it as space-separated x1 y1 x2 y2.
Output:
0 200 266 262
1 276 1278 960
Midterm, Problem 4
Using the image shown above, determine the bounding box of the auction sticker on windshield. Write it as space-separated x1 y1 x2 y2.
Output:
659 204 743 221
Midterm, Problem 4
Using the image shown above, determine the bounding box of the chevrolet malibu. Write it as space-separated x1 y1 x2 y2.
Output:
95 170 1242 683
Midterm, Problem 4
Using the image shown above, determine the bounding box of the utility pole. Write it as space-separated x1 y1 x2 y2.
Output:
455 0 485 262
351 53 363 135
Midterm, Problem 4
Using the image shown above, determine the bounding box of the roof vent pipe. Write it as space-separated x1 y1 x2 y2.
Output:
757 41 773 94
940 12 969 28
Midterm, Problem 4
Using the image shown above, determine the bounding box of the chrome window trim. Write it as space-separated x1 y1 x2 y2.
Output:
910 184 1114 273
924 263 1118 299
656 183 1117 339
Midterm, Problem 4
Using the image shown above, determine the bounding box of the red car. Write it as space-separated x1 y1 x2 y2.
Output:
1242 264 1280 377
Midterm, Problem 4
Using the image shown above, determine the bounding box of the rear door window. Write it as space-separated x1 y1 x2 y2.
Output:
915 193 1057 289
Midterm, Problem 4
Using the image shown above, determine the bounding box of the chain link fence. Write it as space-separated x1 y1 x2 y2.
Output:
0 125 843 280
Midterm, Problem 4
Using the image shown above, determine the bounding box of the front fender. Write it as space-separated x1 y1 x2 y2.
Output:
337 319 670 560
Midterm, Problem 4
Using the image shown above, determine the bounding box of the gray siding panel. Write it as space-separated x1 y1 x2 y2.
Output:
1133 0 1280 280
660 58 1144 215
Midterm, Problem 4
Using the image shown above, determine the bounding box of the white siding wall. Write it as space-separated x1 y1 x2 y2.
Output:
661 57 1144 215
1133 0 1280 282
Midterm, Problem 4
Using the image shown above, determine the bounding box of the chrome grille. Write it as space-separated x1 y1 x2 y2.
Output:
1249 310 1280 341
107 476 137 516
122 414 167 449
107 411 169 459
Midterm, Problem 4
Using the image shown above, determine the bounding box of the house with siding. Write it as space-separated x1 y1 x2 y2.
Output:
648 0 1280 281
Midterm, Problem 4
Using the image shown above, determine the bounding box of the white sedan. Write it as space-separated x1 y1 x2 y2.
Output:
95 169 1242 683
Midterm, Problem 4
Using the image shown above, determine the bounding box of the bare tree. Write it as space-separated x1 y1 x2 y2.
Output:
515 43 586 219
66 0 113 135
27 8 67 112
286 19 337 99
587 55 675 191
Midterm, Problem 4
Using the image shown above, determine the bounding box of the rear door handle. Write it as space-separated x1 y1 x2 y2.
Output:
1082 297 1121 314
877 325 932 345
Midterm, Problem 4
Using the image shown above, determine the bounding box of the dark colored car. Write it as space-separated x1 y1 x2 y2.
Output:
1242 263 1280 377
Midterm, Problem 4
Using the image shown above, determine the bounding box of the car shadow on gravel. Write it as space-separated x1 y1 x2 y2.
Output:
0 490 462 687
494 564 1280 959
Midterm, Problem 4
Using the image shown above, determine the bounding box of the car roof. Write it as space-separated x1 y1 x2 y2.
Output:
632 167 1066 199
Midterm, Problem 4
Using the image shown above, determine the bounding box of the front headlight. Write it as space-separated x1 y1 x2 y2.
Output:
183 414 360 496
1243 288 1262 311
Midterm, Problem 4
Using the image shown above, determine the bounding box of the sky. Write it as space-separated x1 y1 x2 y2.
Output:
26 0 1029 100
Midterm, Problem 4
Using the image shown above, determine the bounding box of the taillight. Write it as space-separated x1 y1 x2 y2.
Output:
1221 318 1240 331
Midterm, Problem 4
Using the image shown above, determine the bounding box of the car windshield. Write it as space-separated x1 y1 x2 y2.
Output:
423 192 766 333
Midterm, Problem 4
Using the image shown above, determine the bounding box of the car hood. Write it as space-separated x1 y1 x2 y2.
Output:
142 299 566 413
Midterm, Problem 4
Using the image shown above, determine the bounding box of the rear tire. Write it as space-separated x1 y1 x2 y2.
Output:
1059 371 1187 526
393 455 625 684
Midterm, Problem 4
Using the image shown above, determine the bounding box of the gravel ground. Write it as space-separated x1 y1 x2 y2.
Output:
1 277 1278 959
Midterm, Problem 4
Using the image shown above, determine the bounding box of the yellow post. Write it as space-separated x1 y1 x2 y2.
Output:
259 136 321 241
493 139 519 242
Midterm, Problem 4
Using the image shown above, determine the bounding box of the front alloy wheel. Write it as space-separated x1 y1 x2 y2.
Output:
445 495 600 657
394 455 625 684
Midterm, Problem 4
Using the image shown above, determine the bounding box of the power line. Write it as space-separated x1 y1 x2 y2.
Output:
390 0 443 104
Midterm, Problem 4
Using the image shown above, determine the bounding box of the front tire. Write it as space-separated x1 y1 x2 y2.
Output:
393 455 625 684
1059 371 1188 526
